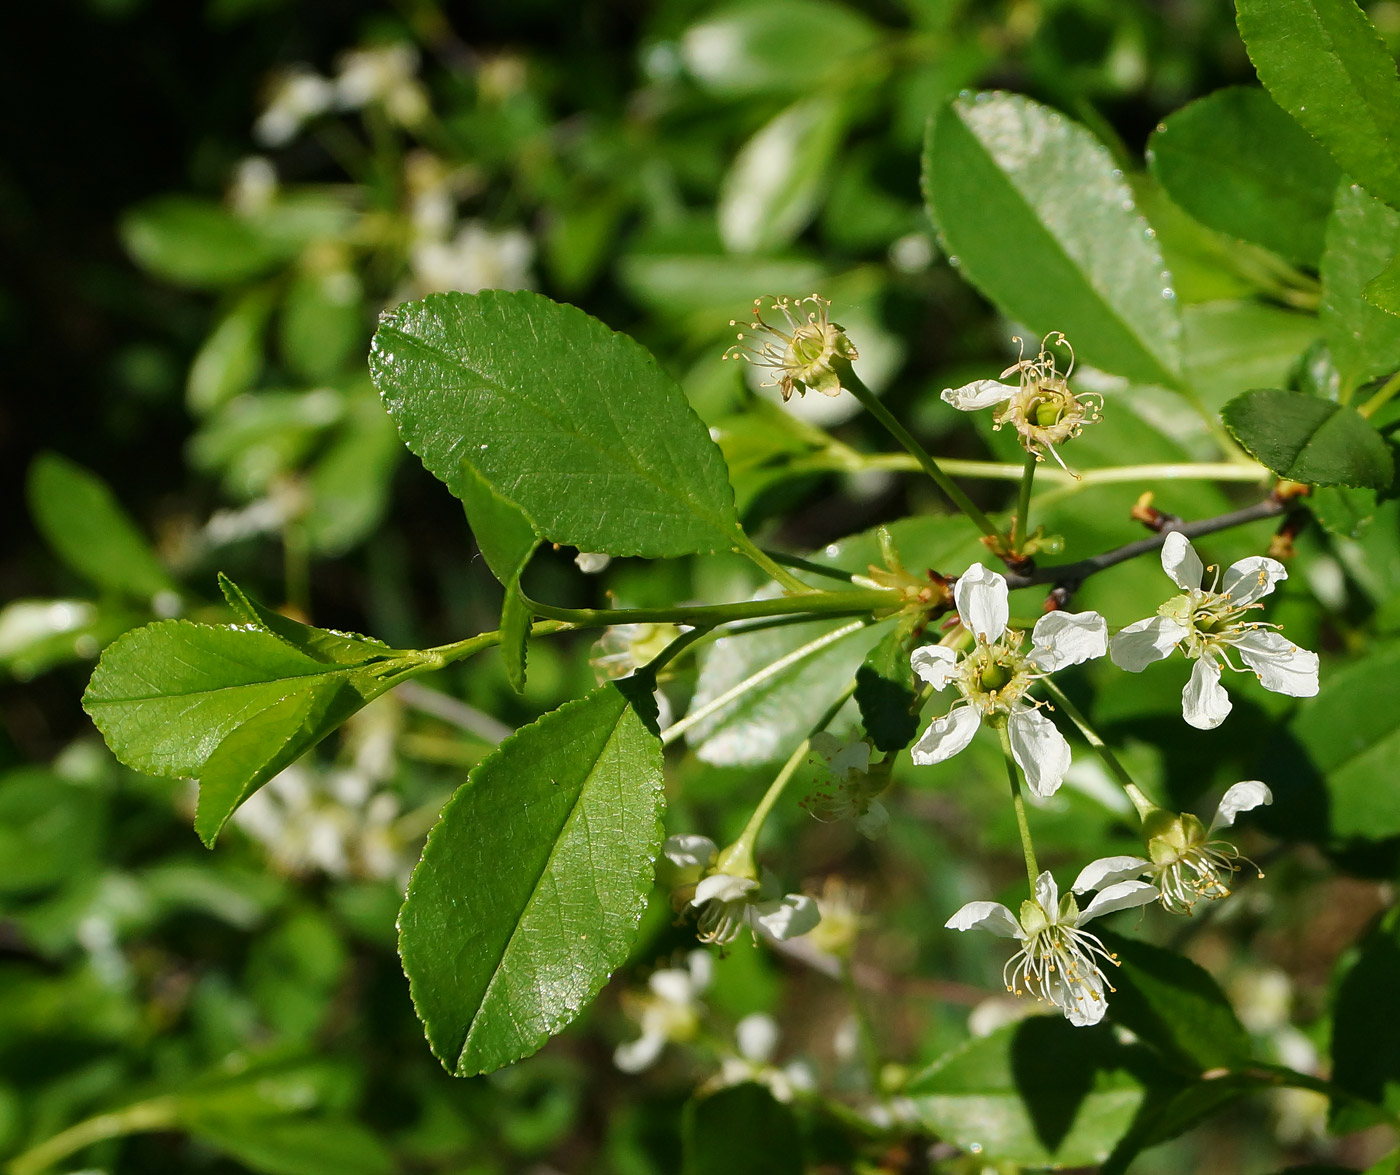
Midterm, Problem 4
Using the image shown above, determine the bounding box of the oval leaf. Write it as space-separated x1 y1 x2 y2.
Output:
1237 0 1400 213
371 290 741 558
121 196 285 288
1221 388 1394 488
399 681 665 1075
1148 86 1338 266
923 92 1181 387
1321 183 1400 394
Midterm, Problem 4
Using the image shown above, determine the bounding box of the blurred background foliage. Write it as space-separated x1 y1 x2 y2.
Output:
5 0 1400 1172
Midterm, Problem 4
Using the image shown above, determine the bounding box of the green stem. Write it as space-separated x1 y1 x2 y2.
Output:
840 958 883 1090
732 530 811 593
519 587 896 629
1038 679 1157 820
839 366 1003 543
8 1096 179 1175
426 619 573 667
818 450 1269 487
1011 452 1037 553
1359 367 1400 418
283 517 310 618
995 719 1040 889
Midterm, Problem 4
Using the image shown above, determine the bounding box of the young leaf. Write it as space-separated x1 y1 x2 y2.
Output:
398 681 665 1076
682 1083 803 1175
28 453 178 603
218 574 396 664
923 92 1181 387
499 580 531 693
1236 0 1400 214
371 290 741 558
1221 388 1394 488
456 461 540 588
1365 252 1400 319
1321 184 1400 394
1097 932 1251 1073
187 287 275 415
121 195 286 288
718 95 848 254
855 624 920 753
1147 86 1338 267
279 267 363 383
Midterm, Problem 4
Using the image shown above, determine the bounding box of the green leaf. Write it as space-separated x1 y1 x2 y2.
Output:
218 574 396 664
855 624 920 753
1098 932 1252 1073
1322 183 1400 394
371 290 741 558
279 268 364 382
121 196 285 288
1148 87 1338 266
1182 301 1320 417
1221 387 1394 488
189 1117 392 1175
923 92 1181 387
1365 252 1400 318
1331 909 1400 1130
500 581 531 694
0 599 136 680
0 768 104 894
398 681 665 1075
905 1019 1150 1167
27 453 178 603
188 287 274 415
1311 484 1380 538
682 1083 802 1175
678 0 881 97
718 95 848 254
1236 0 1400 213
303 390 402 556
190 388 344 498
457 461 540 587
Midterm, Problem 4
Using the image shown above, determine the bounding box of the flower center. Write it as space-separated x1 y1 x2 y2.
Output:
788 323 830 370
957 636 1034 713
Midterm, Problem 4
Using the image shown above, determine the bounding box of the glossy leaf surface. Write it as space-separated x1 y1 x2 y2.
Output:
1221 388 1393 488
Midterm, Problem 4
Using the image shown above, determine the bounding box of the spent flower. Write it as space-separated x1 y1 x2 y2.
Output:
801 733 890 838
946 864 1157 1025
663 834 819 947
910 564 1108 796
724 294 858 401
1109 532 1318 730
941 333 1100 472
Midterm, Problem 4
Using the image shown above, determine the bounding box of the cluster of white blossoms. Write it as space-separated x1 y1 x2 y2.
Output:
663 834 820 947
614 951 712 1073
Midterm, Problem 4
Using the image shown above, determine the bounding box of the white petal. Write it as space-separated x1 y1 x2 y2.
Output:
649 969 695 1004
910 705 981 766
693 872 758 906
754 893 820 940
1182 656 1232 730
955 563 1009 642
664 834 717 870
1080 879 1159 923
911 643 960 691
1211 780 1273 833
1008 708 1071 798
614 1030 666 1073
1161 531 1204 591
735 1012 778 1063
1072 855 1151 894
944 900 1023 938
941 379 1016 411
1109 616 1188 671
1029 610 1108 671
1033 869 1060 914
1232 628 1320 697
1221 556 1287 605
686 950 714 991
1050 970 1109 1027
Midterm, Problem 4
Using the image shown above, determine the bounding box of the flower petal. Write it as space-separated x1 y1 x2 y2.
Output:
911 644 959 691
1049 970 1109 1027
735 1012 779 1062
1221 556 1287 605
664 834 717 870
1182 656 1232 730
1161 531 1204 591
910 705 981 766
1211 780 1273 833
614 1030 666 1073
649 968 695 1003
1072 855 1151 894
941 379 1016 411
1008 708 1072 798
1033 869 1060 914
1232 628 1320 697
754 893 820 940
1080 879 1159 923
1109 616 1188 671
944 900 1023 938
1029 610 1108 671
693 872 758 906
955 563 1009 642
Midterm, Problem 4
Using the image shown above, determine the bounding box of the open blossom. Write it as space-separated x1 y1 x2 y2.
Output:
663 835 820 947
1109 532 1318 730
946 864 1158 1025
253 66 335 148
614 951 712 1073
1073 781 1273 916
724 294 858 401
941 333 1101 472
910 564 1108 796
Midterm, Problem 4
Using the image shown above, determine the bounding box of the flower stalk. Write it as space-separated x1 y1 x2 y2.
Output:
996 717 1041 889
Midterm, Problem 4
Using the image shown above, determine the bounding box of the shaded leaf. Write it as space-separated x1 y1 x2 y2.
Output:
1322 183 1400 394
189 1116 392 1175
1331 909 1400 1130
855 624 920 753
682 1083 802 1175
1222 388 1393 488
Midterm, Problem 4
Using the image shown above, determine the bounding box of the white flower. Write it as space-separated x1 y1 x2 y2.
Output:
941 333 1100 472
662 834 820 947
1109 532 1319 730
909 564 1108 797
716 1013 816 1102
614 951 712 1073
1111 781 1272 916
410 221 534 296
334 44 428 125
253 66 335 148
801 734 889 838
723 294 858 401
946 865 1158 1026
574 551 611 574
590 623 684 682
